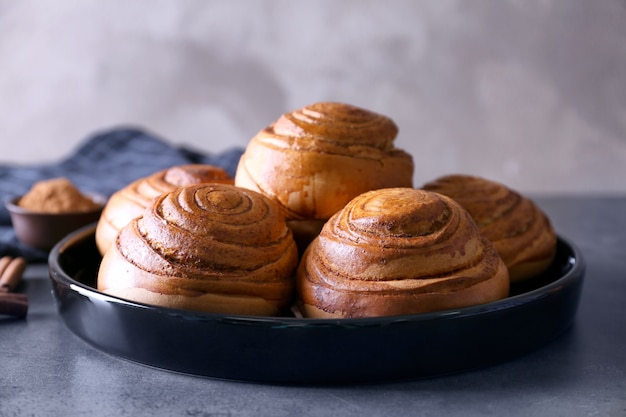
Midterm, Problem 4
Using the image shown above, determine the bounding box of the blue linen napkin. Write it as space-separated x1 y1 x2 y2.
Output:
0 127 243 262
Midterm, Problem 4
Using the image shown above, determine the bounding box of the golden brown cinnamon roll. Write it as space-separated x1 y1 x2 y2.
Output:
97 183 299 316
422 174 557 283
234 102 414 251
296 188 509 318
95 164 233 255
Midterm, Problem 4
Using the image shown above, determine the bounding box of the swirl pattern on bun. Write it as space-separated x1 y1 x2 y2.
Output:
95 164 232 255
296 188 510 318
97 183 298 316
235 102 414 220
422 174 557 282
234 102 414 250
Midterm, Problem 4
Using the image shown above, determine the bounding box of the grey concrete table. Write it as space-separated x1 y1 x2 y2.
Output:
1 196 625 417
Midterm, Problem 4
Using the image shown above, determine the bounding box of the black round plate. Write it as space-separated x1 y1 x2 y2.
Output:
48 224 585 385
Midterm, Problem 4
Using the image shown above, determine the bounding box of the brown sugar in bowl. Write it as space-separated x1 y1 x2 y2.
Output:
6 178 105 251
6 197 104 251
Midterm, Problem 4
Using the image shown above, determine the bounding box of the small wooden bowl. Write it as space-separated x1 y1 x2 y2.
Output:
5 196 104 251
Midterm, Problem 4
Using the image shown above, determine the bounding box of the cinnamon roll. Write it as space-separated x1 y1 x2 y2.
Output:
234 102 414 251
97 183 299 316
296 188 510 318
422 174 557 282
95 164 233 255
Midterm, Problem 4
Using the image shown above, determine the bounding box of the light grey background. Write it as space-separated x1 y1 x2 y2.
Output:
1 0 625 194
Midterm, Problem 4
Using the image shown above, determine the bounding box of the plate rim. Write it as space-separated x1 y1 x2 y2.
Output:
48 223 585 328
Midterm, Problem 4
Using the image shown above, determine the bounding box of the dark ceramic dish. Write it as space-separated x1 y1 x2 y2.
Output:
49 224 585 385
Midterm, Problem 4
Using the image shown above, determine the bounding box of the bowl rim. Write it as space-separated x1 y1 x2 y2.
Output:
48 223 586 328
5 195 105 216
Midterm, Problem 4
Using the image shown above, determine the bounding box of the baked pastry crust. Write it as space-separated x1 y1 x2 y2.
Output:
97 183 298 316
296 188 510 318
422 174 557 282
234 102 414 222
95 164 232 255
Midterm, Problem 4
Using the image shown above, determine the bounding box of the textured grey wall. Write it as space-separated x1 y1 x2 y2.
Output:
1 0 625 193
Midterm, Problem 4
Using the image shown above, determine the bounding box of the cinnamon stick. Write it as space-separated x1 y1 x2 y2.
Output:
0 292 28 318
0 256 27 292
0 256 28 318
0 257 12 285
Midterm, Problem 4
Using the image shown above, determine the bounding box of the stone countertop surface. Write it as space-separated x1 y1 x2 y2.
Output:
1 195 625 417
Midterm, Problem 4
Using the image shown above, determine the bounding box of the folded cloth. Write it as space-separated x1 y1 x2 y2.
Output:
0 127 244 262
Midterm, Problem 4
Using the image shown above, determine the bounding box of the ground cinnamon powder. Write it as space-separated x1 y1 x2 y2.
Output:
18 177 101 213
